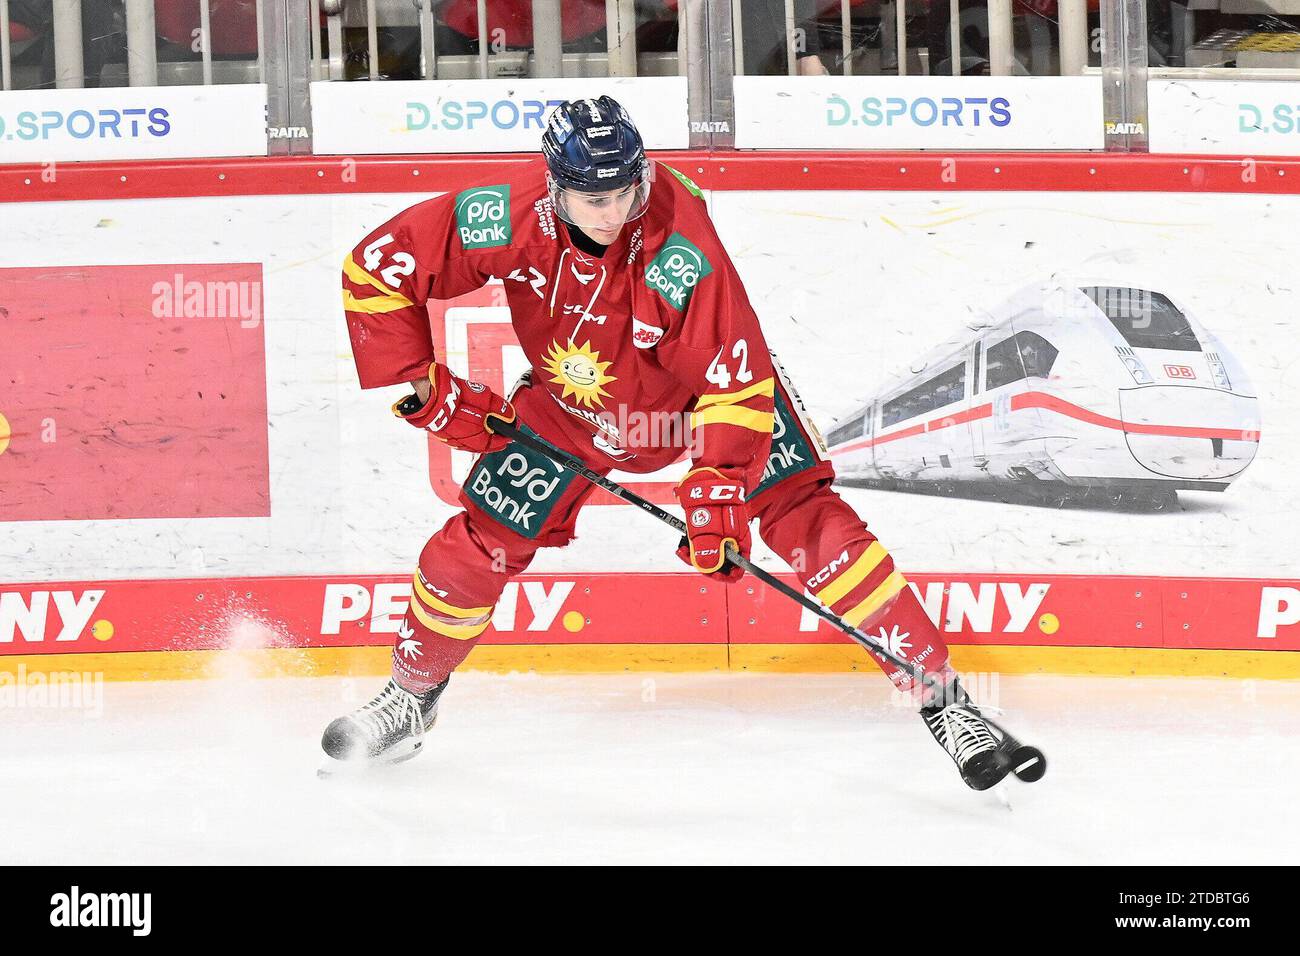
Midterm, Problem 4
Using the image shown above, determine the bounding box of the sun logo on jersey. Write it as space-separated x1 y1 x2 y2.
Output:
542 339 617 409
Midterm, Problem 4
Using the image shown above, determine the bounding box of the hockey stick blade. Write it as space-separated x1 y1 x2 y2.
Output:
986 715 1047 783
1007 745 1047 783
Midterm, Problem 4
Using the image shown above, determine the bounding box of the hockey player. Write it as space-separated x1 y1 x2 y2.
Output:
323 96 1009 789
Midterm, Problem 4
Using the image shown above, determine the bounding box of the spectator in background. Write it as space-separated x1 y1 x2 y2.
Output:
740 0 831 74
437 0 610 53
156 0 261 58
924 0 990 75
5 3 42 56
416 1 682 78
4 0 122 89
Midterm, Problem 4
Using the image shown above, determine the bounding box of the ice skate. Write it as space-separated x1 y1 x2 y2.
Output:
920 683 1011 791
319 677 448 776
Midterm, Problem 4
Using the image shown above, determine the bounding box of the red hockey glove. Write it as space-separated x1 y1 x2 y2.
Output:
674 467 750 582
394 362 515 454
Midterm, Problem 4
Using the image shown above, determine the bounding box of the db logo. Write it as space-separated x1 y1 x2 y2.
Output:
691 508 710 527
1164 365 1196 380
631 316 663 350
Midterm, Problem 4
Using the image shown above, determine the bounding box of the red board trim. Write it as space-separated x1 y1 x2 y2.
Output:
2 151 1299 203
2 571 1297 656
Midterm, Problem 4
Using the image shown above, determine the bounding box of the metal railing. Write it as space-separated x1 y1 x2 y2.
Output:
305 0 673 82
52 0 81 89
126 0 159 87
1 0 1298 154
1 0 11 91
728 0 1095 77
2 0 265 90
4 1 1297 90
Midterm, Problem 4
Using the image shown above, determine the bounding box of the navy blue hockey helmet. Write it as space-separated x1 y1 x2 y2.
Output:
541 95 652 226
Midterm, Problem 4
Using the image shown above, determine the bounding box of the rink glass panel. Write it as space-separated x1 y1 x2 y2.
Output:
2 1 1296 155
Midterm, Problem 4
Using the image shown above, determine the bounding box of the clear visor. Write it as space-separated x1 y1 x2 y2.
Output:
547 171 652 232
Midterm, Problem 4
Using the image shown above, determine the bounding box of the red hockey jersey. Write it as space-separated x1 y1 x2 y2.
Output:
342 160 776 488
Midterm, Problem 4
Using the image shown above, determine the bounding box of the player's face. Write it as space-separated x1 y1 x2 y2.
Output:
561 184 639 244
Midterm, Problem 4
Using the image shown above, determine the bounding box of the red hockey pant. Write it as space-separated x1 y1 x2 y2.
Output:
391 391 951 694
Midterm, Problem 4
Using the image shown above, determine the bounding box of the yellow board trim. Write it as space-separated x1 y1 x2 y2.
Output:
412 573 492 620
690 406 774 432
816 541 888 609
693 377 775 409
342 253 403 298
343 289 414 315
732 645 1300 679
466 644 728 673
840 570 908 628
2 645 1298 682
408 600 492 640
0 645 729 682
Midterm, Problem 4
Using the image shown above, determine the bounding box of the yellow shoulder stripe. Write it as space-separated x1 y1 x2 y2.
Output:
693 377 775 409
343 289 414 315
691 406 775 433
343 253 401 297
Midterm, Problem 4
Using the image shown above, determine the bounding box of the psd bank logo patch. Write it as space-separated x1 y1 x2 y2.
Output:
464 424 576 539
644 231 711 311
751 391 816 498
455 185 511 249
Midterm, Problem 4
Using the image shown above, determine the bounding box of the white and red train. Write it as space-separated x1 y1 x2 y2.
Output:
826 281 1260 508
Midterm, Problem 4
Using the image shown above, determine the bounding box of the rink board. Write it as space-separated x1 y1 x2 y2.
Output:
1 572 1298 679
3 152 1300 680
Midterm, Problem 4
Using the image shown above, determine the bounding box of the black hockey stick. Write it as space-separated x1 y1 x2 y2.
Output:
488 418 1045 784
493 422 926 693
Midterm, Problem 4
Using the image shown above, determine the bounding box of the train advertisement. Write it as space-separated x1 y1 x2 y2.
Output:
713 188 1295 580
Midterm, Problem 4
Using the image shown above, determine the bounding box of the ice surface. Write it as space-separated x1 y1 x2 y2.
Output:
3 666 1297 865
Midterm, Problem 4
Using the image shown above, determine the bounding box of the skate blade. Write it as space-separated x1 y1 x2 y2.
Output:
991 783 1014 811
317 740 423 779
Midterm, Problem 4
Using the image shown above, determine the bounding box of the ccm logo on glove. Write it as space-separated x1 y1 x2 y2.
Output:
394 363 516 455
674 467 750 582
